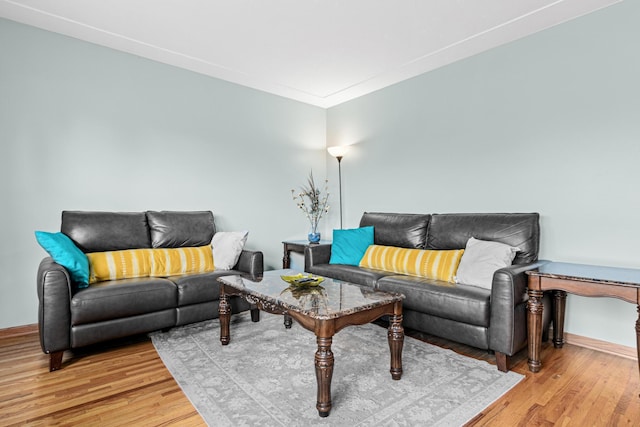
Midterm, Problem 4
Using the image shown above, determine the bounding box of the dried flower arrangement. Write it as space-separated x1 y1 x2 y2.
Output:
291 171 330 242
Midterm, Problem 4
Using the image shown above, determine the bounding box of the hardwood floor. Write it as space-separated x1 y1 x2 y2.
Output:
0 325 638 426
408 331 640 426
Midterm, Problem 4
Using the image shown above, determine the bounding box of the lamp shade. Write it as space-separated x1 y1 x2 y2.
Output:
327 146 350 158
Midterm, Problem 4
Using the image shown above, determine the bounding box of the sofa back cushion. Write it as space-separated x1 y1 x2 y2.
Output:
359 212 431 249
62 211 150 253
147 211 215 248
426 213 539 264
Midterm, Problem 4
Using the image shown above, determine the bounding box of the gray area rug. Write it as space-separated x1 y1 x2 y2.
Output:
150 312 523 426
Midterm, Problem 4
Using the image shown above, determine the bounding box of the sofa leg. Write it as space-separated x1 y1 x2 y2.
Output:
495 352 509 372
250 308 260 322
49 351 64 372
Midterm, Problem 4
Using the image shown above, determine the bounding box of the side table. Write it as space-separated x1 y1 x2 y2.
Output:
282 240 331 269
526 261 640 396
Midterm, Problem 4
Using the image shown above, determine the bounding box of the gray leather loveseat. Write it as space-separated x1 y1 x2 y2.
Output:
305 212 550 372
37 210 263 371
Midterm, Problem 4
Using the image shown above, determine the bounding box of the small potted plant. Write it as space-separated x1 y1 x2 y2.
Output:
291 171 330 243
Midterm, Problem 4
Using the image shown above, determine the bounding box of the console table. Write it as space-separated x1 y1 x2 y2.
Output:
526 262 640 387
282 240 331 269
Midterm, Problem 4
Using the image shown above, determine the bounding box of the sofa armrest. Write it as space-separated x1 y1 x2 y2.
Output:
37 257 73 355
234 250 264 277
488 260 550 355
304 244 332 271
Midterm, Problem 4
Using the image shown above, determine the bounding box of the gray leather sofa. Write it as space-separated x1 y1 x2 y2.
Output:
305 212 550 372
37 210 263 371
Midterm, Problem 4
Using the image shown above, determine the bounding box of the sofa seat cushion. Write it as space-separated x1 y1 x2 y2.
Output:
377 275 491 327
306 264 395 288
71 278 177 325
172 271 242 306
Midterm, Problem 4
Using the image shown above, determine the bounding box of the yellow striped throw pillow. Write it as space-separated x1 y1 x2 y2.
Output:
87 248 151 284
149 246 215 277
87 246 214 284
359 245 464 283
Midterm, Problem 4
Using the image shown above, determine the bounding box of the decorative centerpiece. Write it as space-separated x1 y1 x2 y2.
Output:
280 281 328 313
280 273 325 287
291 171 329 243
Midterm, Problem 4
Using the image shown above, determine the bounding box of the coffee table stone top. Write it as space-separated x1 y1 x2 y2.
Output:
218 269 404 320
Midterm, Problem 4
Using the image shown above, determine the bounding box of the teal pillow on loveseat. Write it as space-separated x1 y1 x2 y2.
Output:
35 231 89 287
329 226 374 266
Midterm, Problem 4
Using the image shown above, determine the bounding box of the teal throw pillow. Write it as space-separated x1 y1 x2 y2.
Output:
329 226 374 266
35 231 89 288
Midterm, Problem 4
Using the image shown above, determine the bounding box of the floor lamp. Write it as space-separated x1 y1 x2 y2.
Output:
327 146 349 229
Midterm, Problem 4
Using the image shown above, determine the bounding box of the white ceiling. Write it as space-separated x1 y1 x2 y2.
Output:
0 0 620 108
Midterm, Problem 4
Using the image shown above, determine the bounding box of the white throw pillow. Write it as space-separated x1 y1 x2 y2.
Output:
454 237 519 289
211 231 249 270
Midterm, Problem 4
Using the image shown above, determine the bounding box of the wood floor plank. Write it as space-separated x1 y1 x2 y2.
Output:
0 324 638 426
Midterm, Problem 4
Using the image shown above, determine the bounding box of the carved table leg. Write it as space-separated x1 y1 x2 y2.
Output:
553 290 567 348
250 307 260 322
219 293 231 345
527 289 544 372
636 306 640 397
283 246 290 269
315 336 334 417
388 305 404 380
284 314 293 329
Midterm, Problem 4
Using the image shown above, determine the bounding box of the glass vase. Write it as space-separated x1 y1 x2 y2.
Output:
308 223 321 243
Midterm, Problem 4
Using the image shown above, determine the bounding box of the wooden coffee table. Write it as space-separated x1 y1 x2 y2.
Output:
217 269 405 417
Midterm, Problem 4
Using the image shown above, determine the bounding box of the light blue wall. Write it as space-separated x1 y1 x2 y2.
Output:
2 1 638 349
326 1 640 347
0 18 326 329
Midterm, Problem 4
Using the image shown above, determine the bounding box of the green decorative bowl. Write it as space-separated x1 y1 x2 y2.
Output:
280 273 324 287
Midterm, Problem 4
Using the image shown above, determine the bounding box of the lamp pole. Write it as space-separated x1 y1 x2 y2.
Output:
336 155 343 229
327 145 349 230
